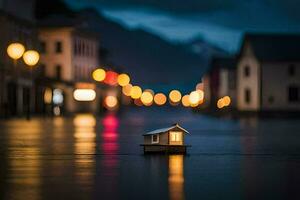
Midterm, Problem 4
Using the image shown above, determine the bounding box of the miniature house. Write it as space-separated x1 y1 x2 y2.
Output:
141 123 190 154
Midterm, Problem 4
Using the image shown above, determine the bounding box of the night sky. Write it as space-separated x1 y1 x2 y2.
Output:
65 0 300 53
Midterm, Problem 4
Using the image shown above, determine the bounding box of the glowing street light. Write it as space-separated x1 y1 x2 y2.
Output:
7 42 25 60
23 50 40 66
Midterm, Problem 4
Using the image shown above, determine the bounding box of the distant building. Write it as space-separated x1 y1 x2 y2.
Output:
0 0 39 118
237 34 300 111
203 56 237 108
38 16 100 113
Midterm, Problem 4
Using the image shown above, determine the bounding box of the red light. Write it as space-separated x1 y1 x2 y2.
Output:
104 71 118 86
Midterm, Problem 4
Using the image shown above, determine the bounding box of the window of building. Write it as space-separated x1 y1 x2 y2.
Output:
245 88 251 104
170 131 182 142
244 66 250 77
55 41 62 53
151 134 159 144
40 41 46 53
288 64 296 77
288 86 299 102
55 65 62 80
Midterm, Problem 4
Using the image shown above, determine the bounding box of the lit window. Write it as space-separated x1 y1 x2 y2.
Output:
151 134 159 143
170 131 182 142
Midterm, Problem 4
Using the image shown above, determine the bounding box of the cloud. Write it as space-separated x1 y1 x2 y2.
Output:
68 0 236 13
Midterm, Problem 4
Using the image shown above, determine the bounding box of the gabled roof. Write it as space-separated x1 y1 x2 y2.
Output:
241 33 300 62
143 124 189 136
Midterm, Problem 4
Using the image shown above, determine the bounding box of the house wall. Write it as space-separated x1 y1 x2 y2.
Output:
39 28 73 81
202 75 211 107
0 11 38 117
237 44 261 111
144 132 168 145
219 68 236 107
72 34 99 82
261 62 300 110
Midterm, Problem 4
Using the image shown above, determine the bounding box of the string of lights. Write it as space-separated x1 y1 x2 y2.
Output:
91 67 231 109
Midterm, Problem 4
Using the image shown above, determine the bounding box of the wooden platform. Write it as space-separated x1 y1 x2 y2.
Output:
140 144 191 154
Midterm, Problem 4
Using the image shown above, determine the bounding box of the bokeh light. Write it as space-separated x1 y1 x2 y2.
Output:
7 42 25 60
223 96 231 106
141 91 153 105
169 90 182 103
189 91 200 105
104 95 118 110
197 89 204 101
117 73 130 86
196 83 204 91
92 68 106 81
134 98 143 106
182 95 190 107
23 50 40 66
130 86 142 99
104 71 118 86
217 98 225 109
122 84 132 96
154 93 167 106
73 89 96 101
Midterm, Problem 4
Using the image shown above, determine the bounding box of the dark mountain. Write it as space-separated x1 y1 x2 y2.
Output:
35 0 220 92
76 9 207 88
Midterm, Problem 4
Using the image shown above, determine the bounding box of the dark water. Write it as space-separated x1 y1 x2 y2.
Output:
0 107 300 200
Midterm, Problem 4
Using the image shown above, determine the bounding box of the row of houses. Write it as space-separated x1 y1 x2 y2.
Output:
203 34 300 112
0 0 116 118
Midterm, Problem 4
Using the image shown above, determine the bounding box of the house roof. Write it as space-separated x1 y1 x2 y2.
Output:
242 33 300 62
143 123 189 136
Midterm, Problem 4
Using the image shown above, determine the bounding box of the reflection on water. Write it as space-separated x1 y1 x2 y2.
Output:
6 120 42 200
98 113 120 199
169 155 185 200
73 114 96 189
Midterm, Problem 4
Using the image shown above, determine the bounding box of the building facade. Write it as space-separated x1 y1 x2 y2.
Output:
203 57 237 108
237 34 300 111
38 20 100 114
0 0 39 118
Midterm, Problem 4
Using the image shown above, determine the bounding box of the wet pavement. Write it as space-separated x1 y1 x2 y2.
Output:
0 107 300 200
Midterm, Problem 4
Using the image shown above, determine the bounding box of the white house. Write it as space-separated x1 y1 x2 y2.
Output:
237 34 300 111
38 16 100 113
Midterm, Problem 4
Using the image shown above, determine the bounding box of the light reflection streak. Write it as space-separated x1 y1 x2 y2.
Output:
99 114 120 198
7 119 42 200
169 155 185 200
73 114 96 188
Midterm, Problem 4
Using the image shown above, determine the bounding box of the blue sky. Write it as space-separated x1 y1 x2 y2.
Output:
65 0 300 53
